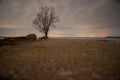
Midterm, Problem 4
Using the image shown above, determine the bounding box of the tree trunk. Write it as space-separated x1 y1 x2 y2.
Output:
45 31 48 38
44 27 49 39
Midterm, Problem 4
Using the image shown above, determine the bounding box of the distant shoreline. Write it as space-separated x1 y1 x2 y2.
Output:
50 37 120 40
1 36 120 40
105 36 120 38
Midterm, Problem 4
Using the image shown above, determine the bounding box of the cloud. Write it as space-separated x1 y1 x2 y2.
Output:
0 0 120 37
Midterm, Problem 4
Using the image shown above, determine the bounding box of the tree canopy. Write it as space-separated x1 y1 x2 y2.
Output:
33 6 59 38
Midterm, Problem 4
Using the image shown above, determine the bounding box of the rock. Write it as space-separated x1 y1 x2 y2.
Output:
3 36 27 41
26 34 37 40
0 37 27 46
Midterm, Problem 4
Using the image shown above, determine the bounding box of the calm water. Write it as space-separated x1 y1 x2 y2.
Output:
50 37 120 41
0 28 120 42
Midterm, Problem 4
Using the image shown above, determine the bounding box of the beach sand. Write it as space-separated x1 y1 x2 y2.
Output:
0 39 120 80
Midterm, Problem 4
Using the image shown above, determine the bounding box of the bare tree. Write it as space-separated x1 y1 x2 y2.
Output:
33 6 59 38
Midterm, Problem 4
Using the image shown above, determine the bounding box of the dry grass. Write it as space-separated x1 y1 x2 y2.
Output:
0 39 120 80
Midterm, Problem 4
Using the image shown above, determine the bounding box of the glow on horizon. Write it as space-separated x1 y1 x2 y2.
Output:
0 27 109 37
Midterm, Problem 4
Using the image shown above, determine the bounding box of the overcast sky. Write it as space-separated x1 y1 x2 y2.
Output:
0 0 120 37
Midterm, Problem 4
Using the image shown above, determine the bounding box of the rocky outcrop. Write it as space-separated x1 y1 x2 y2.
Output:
0 36 27 46
0 34 37 46
3 36 27 41
26 34 37 40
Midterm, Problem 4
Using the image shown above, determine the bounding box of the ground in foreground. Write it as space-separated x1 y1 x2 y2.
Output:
0 39 120 80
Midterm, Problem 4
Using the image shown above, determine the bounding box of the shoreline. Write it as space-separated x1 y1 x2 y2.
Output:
1 36 120 40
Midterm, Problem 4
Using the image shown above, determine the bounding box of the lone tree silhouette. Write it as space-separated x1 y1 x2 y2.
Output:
33 6 59 38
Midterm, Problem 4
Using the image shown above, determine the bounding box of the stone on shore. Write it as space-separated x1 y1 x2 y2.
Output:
26 34 37 40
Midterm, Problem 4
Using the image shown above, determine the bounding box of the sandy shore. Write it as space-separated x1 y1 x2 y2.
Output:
0 39 120 80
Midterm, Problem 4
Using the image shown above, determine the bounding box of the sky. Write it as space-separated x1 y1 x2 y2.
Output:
0 0 120 37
